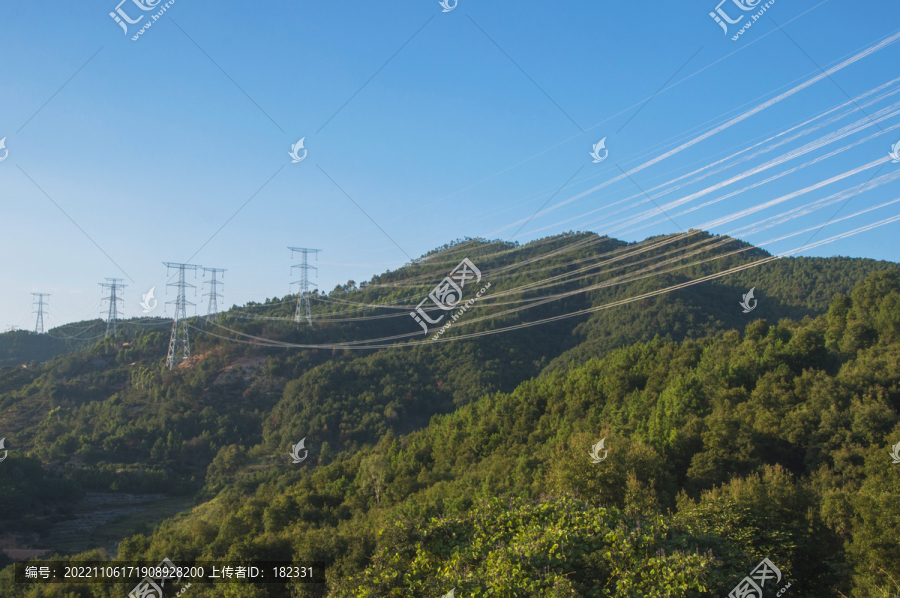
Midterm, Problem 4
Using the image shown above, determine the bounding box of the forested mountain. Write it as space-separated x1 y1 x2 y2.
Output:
1 232 898 598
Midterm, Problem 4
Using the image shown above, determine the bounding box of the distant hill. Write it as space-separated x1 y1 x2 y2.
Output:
0 318 171 369
0 328 78 369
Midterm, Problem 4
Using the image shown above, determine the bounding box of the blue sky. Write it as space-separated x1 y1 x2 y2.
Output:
2 0 900 329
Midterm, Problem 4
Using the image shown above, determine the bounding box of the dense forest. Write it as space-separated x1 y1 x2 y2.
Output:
0 232 898 597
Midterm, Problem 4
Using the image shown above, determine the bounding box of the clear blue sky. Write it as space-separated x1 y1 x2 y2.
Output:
2 0 900 329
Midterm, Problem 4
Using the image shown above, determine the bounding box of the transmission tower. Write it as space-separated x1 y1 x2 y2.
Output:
99 278 126 338
288 247 321 325
32 293 50 334
163 262 201 370
202 268 227 322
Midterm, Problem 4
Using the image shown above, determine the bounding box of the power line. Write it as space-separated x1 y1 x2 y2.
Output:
202 267 227 322
99 278 126 338
288 247 321 326
32 293 50 334
189 209 900 352
163 262 201 370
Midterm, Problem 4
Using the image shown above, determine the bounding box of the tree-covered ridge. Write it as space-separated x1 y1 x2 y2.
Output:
3 231 891 371
3 269 895 597
1 236 899 597
0 232 808 491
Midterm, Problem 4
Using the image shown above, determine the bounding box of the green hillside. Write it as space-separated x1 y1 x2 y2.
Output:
1 232 899 597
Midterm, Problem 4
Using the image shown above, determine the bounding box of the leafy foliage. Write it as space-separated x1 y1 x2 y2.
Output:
1 236 899 598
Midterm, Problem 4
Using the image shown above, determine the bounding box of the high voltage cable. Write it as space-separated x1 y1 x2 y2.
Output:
141 68 900 326
312 178 844 308
517 76 900 238
379 1 839 233
621 146 899 239
197 237 745 347
532 91 900 239
190 209 900 351
223 233 714 324
339 239 757 347
544 131 899 246
605 107 900 236
510 172 900 296
220 236 661 323
443 211 900 344
359 215 900 347
186 254 769 351
46 321 103 340
216 172 882 326
458 72 900 243
285 233 704 317
730 183 900 238
55 138 897 333
196 252 723 348
40 34 900 342
488 29 900 240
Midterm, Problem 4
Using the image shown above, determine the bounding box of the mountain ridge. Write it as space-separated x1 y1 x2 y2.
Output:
1 231 899 597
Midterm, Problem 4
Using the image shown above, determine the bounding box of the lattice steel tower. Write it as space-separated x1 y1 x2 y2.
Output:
288 247 321 325
164 262 201 370
202 268 227 322
32 293 50 334
100 278 126 338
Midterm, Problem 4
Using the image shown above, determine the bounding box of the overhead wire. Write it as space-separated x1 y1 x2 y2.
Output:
486 28 900 239
220 233 668 323
188 178 900 352
88 27 900 351
187 208 900 351
602 107 900 236
484 65 900 239
523 77 900 238
376 0 839 232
